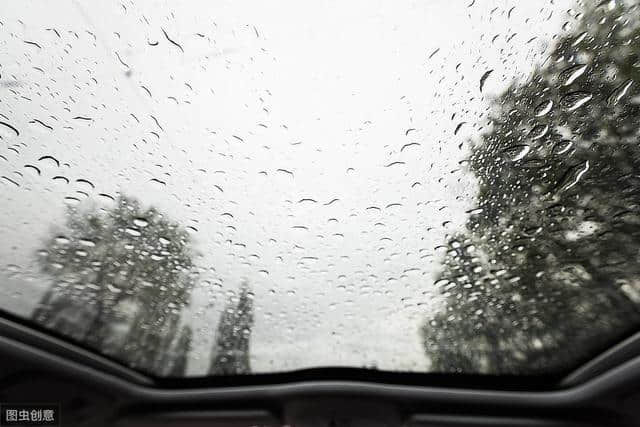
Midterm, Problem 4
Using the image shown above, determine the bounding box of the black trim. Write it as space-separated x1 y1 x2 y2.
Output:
2 331 636 426
151 368 559 391
1 329 640 408
113 410 280 427
0 314 151 385
1 307 639 392
406 414 600 426
561 329 640 387
0 310 558 391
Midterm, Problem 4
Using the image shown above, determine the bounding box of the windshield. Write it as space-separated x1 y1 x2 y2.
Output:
1 0 640 377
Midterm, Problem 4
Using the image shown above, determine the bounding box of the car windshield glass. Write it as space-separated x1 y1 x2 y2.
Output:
1 0 640 378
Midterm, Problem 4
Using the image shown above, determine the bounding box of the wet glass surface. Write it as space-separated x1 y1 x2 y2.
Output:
1 0 639 376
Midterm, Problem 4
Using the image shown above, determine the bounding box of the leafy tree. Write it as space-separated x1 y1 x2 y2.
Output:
33 195 196 375
167 325 193 376
423 1 640 374
209 284 254 375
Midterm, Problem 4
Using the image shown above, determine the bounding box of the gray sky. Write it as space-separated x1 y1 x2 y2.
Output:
0 0 573 375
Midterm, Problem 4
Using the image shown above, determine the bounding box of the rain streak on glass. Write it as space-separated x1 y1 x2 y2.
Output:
1 0 640 378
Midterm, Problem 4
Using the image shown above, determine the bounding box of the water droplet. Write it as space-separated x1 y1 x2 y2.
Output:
384 161 405 168
24 164 41 176
466 207 484 215
400 142 421 152
454 122 466 135
502 144 531 161
521 158 548 169
97 193 115 203
479 70 493 92
107 284 122 294
276 168 294 177
554 160 590 193
1 176 20 187
0 121 20 137
298 198 317 204
52 176 69 184
63 196 81 206
530 124 549 140
28 118 53 132
559 64 587 86
560 92 592 111
79 239 96 247
607 80 632 106
55 236 70 245
133 218 149 227
571 31 588 46
551 140 574 156
23 40 42 49
124 227 142 237
75 178 95 190
534 100 553 117
524 226 543 237
38 155 60 167
161 28 184 53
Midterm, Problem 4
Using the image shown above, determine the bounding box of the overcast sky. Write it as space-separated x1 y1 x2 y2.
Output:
0 0 574 375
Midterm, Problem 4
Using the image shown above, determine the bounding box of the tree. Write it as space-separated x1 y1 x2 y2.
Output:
167 325 193 376
209 284 254 375
32 195 197 375
423 1 640 374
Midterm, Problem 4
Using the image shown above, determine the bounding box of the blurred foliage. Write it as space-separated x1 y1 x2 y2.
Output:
209 284 254 375
33 195 197 375
423 1 640 374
